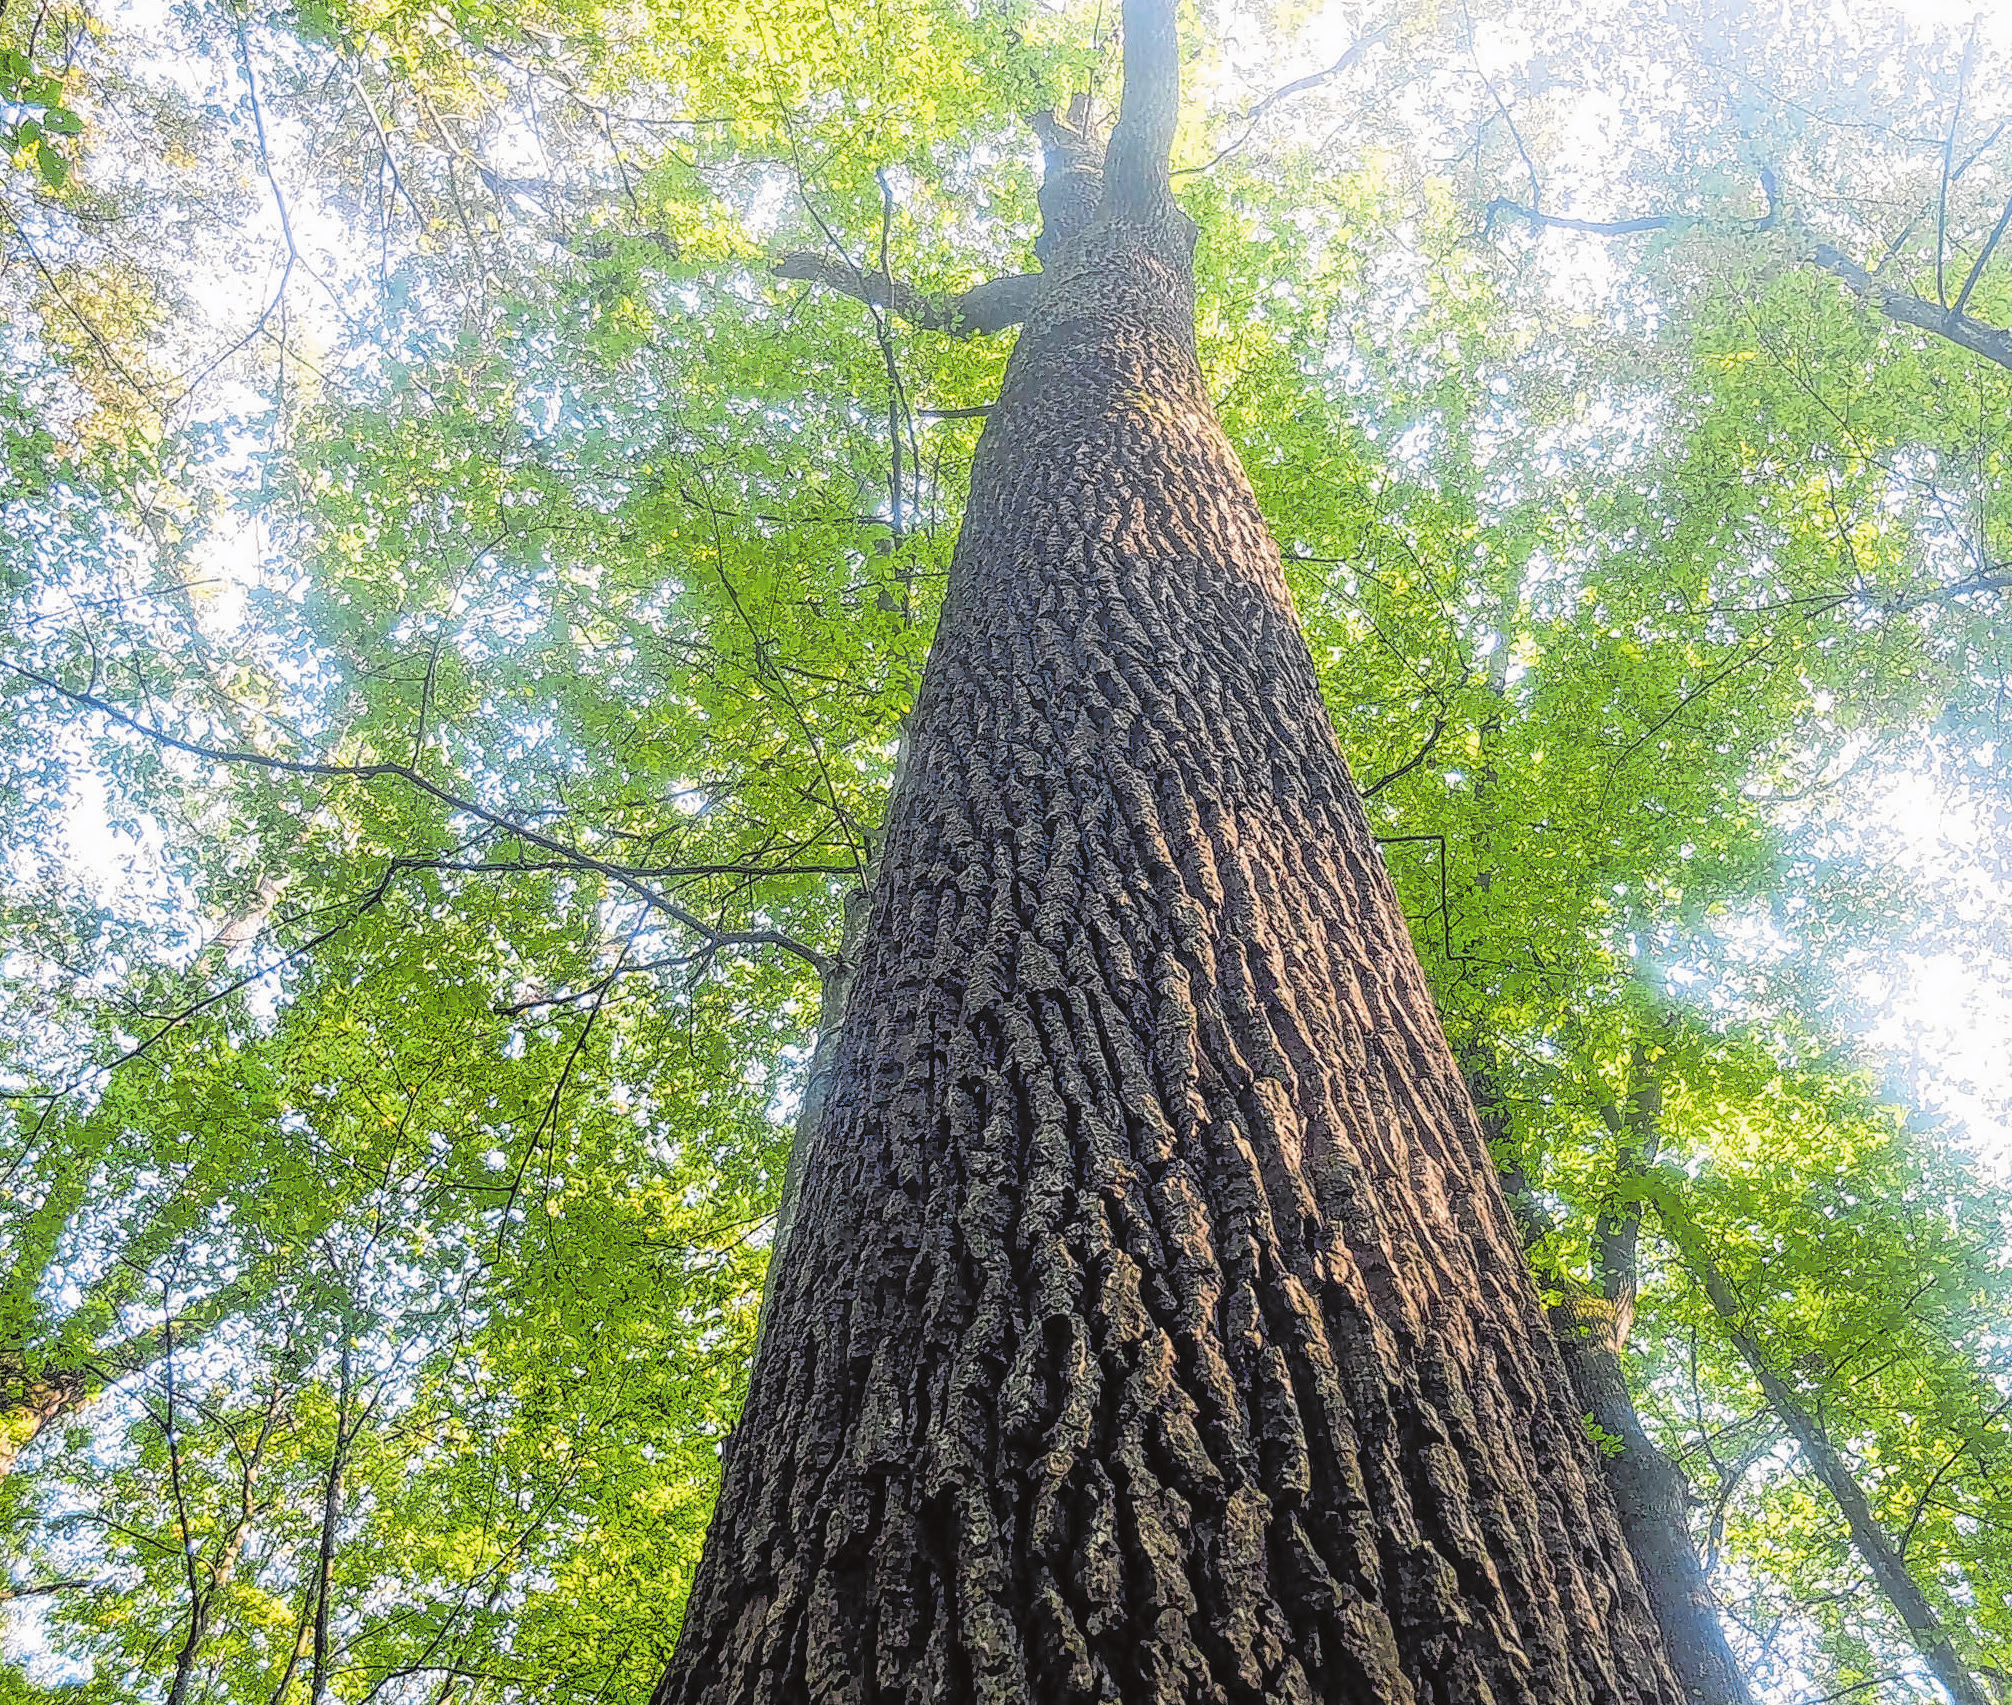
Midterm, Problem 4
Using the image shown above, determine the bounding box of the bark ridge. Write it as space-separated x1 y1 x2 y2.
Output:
657 10 1688 1697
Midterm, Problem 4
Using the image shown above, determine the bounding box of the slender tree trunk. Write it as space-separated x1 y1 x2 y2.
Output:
1546 1292 1751 1705
165 1396 277 1705
272 1339 360 1705
1658 1205 1991 1705
657 5 1686 1699
1581 1066 1750 1705
309 1340 353 1705
0 1363 85 1482
1480 1059 1753 1705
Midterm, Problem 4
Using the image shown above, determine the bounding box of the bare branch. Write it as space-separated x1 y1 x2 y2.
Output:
875 169 906 541
1179 22 1393 178
1937 21 1981 309
1486 199 1674 239
774 252 1042 337
1953 189 2012 320
1461 0 1538 216
4 660 831 973
1485 181 2012 374
1359 714 1447 800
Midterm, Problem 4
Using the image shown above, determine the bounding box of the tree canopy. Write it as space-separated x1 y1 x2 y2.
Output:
1 0 2008 1699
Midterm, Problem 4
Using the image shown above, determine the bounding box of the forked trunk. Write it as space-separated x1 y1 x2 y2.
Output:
656 6 1684 1699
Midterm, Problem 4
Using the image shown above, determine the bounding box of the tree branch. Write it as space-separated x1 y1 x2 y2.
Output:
1485 198 1675 240
1811 243 2012 372
1179 22 1393 178
1359 714 1446 800
773 253 1041 337
1101 0 1179 214
1937 22 1981 309
1954 190 2012 320
1485 183 2012 374
4 660 831 973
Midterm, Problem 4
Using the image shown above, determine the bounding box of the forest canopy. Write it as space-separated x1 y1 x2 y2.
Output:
0 0 2009 1699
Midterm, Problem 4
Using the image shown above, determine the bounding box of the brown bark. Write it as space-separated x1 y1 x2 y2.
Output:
1547 1294 1750 1705
0 1362 86 1482
657 5 1686 1699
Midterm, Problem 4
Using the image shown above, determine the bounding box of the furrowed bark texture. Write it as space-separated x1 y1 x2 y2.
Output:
658 70 1684 1705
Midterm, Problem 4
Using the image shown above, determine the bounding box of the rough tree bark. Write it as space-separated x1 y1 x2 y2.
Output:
656 5 1688 1700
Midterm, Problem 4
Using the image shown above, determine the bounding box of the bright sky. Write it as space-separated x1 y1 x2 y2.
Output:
1852 772 2012 1171
14 1 2012 1698
54 0 2012 1175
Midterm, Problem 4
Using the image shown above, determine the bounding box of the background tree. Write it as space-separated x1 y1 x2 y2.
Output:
0 0 2008 1698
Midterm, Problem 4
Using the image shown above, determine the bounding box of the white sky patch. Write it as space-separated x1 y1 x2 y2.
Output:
1850 772 2012 1172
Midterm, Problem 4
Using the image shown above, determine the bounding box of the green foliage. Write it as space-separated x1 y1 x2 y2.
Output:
0 0 2008 1699
0 47 80 186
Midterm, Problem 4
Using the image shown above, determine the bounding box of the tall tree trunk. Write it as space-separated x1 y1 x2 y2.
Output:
657 5 1685 1699
1657 1201 1991 1705
1547 1292 1750 1705
1480 1060 1753 1705
309 1340 353 1705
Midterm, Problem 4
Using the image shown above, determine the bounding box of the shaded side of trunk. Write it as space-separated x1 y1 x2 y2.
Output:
1661 1204 1989 1705
0 1361 86 1482
656 7 1685 1697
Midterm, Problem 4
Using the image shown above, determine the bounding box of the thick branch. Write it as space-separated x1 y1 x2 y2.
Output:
1101 0 1179 214
1812 243 2012 373
1486 199 1676 239
1486 193 2012 373
773 253 1041 337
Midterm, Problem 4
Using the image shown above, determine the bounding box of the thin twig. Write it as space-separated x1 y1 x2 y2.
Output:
1937 21 1981 308
4 661 830 973
1177 21 1393 176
